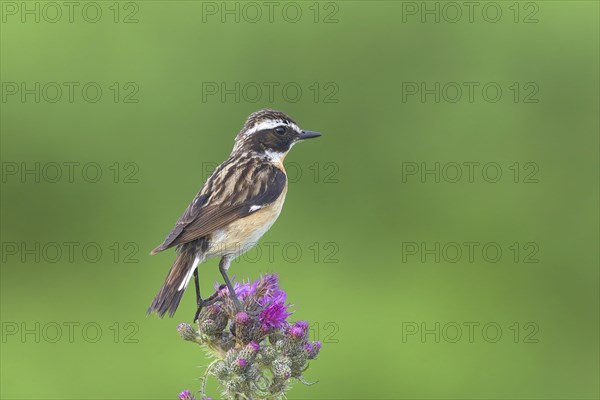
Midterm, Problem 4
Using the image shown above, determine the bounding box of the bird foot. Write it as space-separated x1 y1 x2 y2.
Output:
193 285 226 323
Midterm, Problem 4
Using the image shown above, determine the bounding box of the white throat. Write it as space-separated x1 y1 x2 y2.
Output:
264 149 287 163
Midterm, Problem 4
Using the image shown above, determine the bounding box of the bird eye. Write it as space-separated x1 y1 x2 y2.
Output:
274 126 286 135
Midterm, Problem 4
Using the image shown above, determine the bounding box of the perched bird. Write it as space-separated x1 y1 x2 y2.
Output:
147 109 321 320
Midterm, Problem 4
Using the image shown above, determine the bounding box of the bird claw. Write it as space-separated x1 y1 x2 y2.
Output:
193 285 227 322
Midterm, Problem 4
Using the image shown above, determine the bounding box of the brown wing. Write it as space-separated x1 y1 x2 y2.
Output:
151 158 286 254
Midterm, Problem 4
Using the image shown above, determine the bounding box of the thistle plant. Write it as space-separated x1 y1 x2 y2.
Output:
177 274 321 400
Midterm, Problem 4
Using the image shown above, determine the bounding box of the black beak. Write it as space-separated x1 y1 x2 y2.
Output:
297 130 322 140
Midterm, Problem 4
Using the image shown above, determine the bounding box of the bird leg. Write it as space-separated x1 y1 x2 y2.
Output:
193 269 201 308
192 268 225 322
193 288 223 323
220 256 243 312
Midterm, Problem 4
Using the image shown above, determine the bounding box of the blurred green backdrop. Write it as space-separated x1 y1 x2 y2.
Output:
1 1 598 399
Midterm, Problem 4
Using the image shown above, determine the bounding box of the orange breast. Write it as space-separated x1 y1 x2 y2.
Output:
206 183 288 259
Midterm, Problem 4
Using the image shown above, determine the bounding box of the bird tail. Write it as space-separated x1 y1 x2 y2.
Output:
147 247 201 318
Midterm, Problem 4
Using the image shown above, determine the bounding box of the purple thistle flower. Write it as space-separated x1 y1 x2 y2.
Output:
261 274 279 289
235 311 250 325
214 279 259 301
179 271 322 399
289 326 304 338
234 280 258 300
178 390 196 400
304 340 322 359
270 288 287 304
295 320 309 331
255 274 286 302
257 276 286 306
288 321 309 338
259 302 291 330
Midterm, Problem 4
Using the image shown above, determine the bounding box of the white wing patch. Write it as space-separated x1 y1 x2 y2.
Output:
249 205 264 212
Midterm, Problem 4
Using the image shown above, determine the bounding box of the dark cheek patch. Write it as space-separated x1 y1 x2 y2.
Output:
256 131 290 153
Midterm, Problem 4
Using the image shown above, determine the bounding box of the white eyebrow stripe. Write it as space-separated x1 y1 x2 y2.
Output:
244 119 301 137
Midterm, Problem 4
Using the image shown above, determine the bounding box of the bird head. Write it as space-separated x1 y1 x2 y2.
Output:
231 109 321 160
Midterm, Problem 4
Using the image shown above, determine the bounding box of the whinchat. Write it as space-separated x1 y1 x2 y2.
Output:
147 109 321 320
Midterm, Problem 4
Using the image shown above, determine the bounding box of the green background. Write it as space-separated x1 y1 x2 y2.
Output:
1 1 598 399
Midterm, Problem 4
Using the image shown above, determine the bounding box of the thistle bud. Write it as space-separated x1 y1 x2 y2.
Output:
269 380 287 395
275 339 285 352
210 360 229 380
276 337 296 354
235 311 250 325
288 321 309 340
203 303 221 317
259 346 277 363
269 333 281 345
238 345 258 364
305 341 321 359
231 357 248 374
248 341 260 352
272 357 292 380
177 323 199 342
225 349 239 365
245 364 260 381
210 305 229 332
235 312 261 344
200 319 221 336
288 326 304 339
224 380 241 394
290 354 307 372
177 274 321 400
